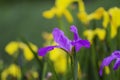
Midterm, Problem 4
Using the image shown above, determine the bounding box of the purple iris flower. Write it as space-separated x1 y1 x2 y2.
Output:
38 25 90 56
99 50 120 76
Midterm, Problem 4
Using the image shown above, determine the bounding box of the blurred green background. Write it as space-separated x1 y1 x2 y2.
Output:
0 0 120 62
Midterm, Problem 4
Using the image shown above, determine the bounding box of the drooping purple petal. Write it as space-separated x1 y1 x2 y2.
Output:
72 40 90 52
38 46 56 56
99 55 116 76
52 28 72 52
113 59 120 70
70 25 80 41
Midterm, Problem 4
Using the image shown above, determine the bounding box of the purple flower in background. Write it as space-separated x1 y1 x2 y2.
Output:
99 51 120 76
38 25 90 56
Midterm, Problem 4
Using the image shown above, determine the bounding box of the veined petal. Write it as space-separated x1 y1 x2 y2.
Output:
99 55 116 76
70 25 80 41
73 40 90 52
38 46 56 56
52 28 71 52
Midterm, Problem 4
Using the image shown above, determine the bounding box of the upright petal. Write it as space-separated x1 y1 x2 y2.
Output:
70 25 80 41
38 46 56 56
72 40 90 52
99 55 116 76
52 28 72 52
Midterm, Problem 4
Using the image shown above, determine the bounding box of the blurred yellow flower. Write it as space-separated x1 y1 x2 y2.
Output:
42 32 53 41
1 69 8 80
5 41 38 61
95 28 106 40
89 7 105 20
49 48 67 73
1 64 21 80
83 30 95 43
108 7 120 38
77 0 105 25
5 41 19 55
104 66 110 75
21 43 38 61
77 0 88 24
84 28 106 43
31 71 39 79
102 7 120 38
43 0 78 23
102 11 110 28
42 32 53 46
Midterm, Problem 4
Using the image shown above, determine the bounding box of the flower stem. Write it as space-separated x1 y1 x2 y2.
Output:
71 47 78 80
42 61 47 80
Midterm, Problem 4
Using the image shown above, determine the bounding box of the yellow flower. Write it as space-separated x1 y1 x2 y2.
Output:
104 66 110 75
109 7 120 28
102 7 120 38
42 32 53 41
102 11 110 28
5 41 19 55
5 41 38 61
49 48 67 73
108 7 120 38
31 71 39 79
84 28 106 43
77 0 105 25
1 69 8 80
43 7 56 19
42 32 53 46
20 43 38 61
95 28 106 40
77 12 89 24
88 7 105 20
83 30 95 43
8 64 21 78
1 64 21 80
77 0 89 24
43 0 78 23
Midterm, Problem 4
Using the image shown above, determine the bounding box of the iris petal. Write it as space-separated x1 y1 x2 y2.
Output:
99 55 116 76
73 40 90 52
70 25 80 41
113 59 120 70
38 46 56 56
52 28 72 52
112 50 120 58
